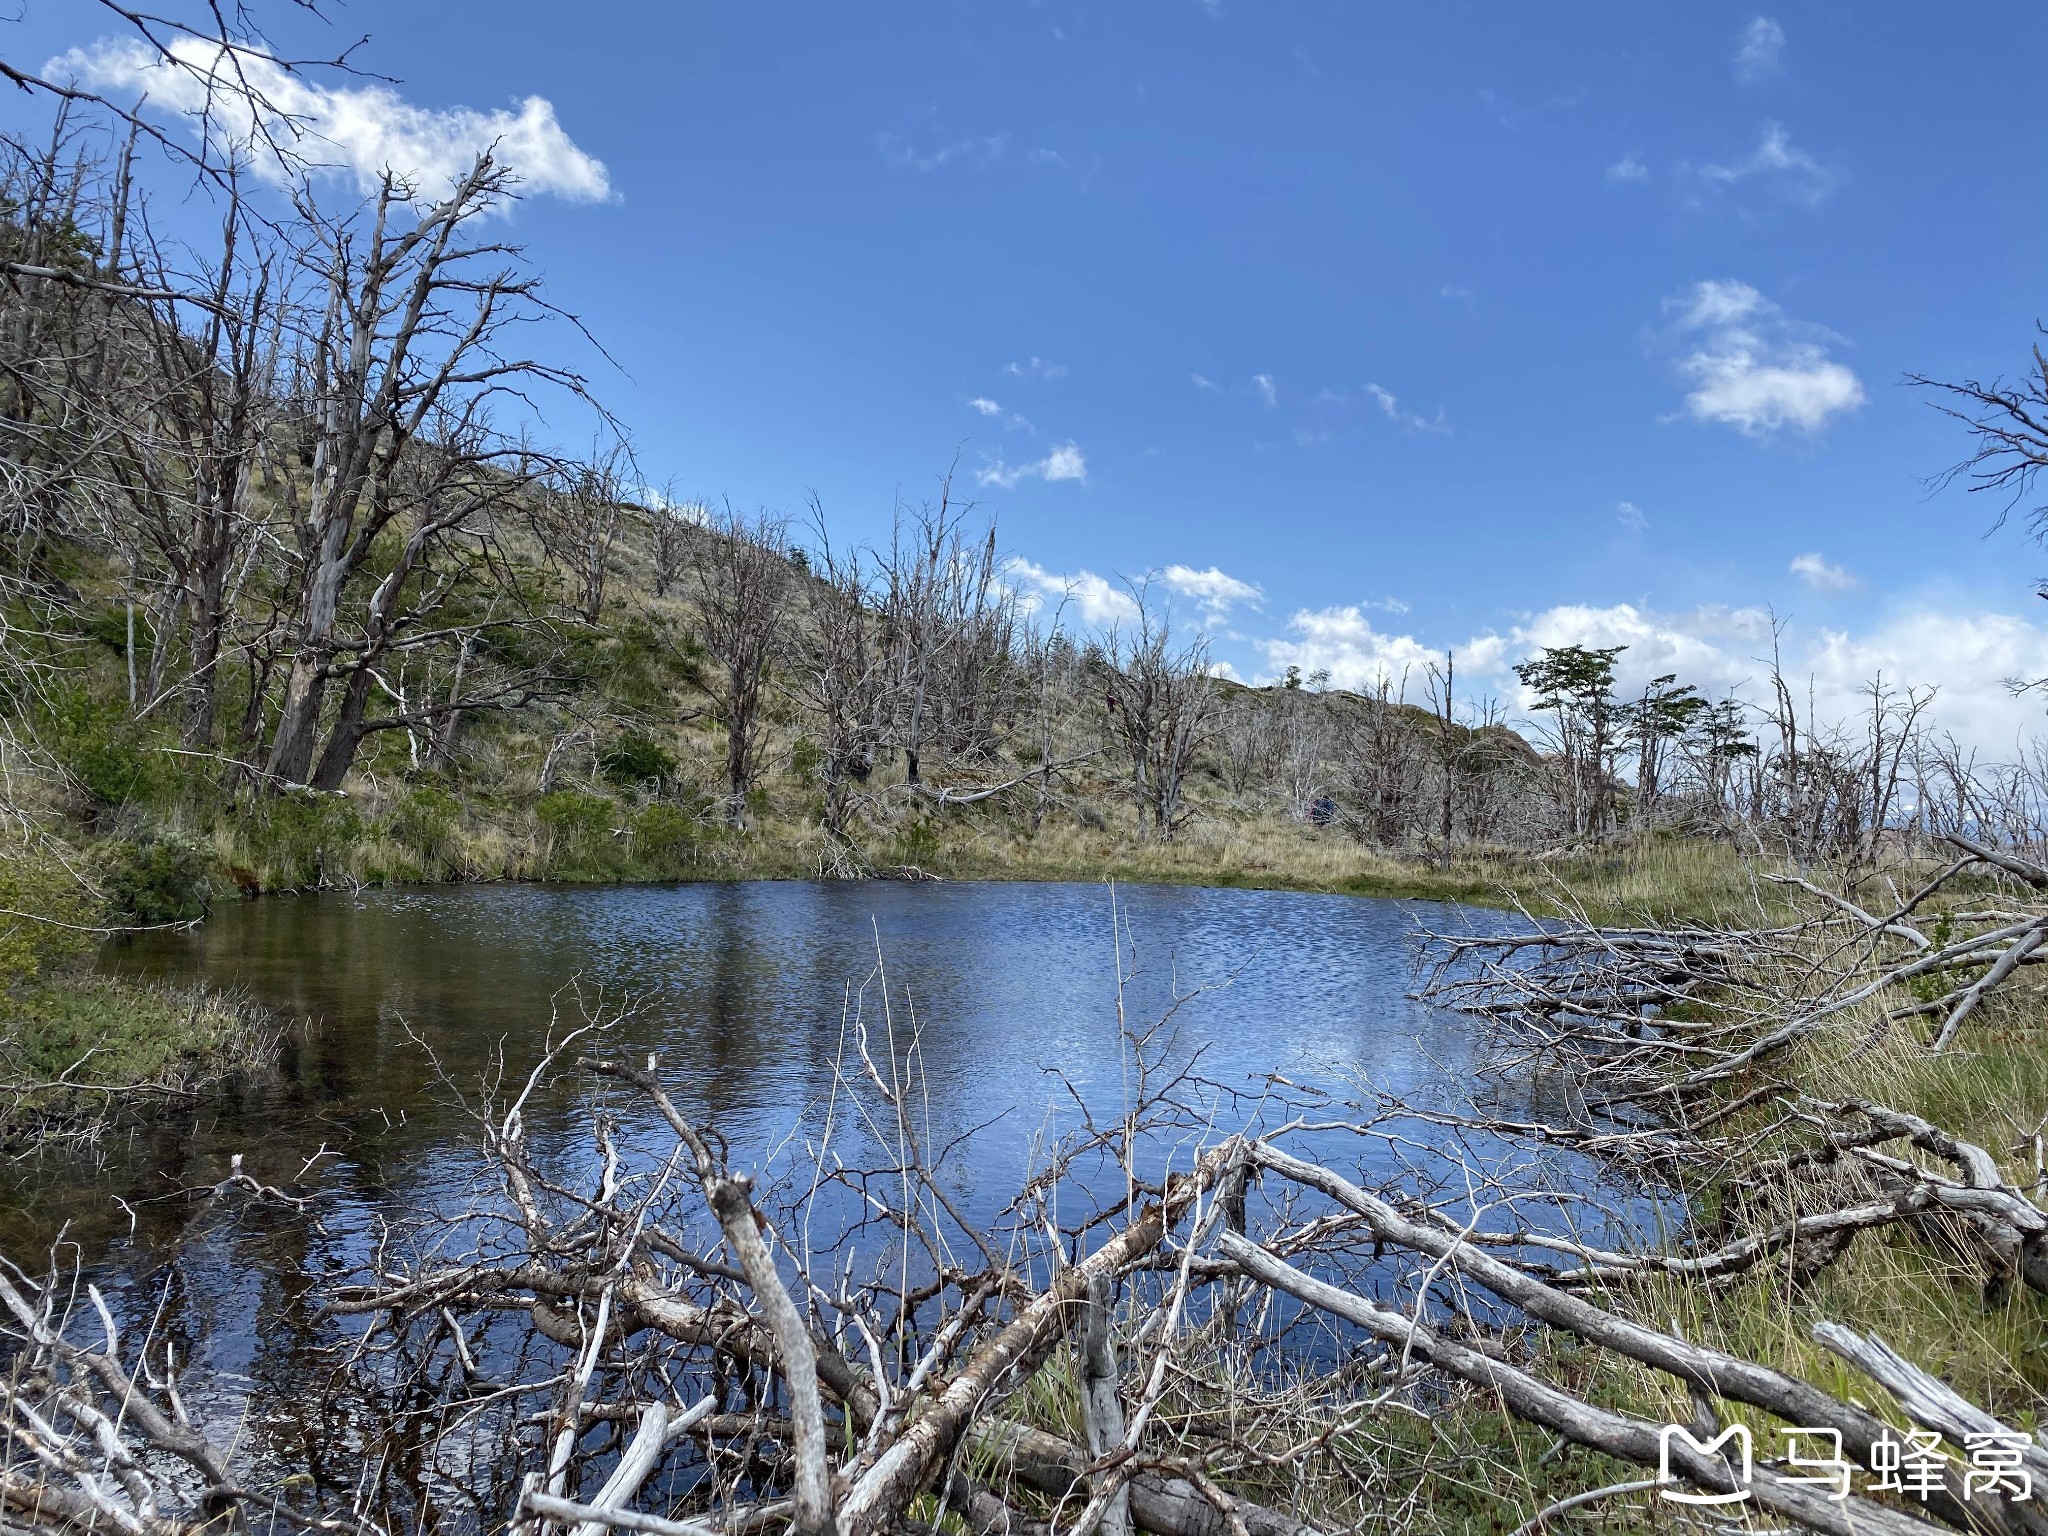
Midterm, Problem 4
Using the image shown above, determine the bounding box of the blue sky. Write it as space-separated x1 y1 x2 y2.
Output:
22 2 2048 746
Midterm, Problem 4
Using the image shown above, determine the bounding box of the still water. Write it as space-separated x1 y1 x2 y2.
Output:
88 879 1537 1215
16 880 1582 1251
1 879 1633 1450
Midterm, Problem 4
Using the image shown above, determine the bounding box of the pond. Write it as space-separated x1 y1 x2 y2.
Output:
5 880 1629 1424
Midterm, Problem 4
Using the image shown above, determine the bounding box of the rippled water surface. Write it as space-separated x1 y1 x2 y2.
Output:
10 880 1541 1243
0 879 1634 1450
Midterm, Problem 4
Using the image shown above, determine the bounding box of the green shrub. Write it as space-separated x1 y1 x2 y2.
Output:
598 734 677 792
537 791 616 843
634 802 700 863
537 791 620 878
391 786 462 861
104 835 212 925
251 794 364 886
0 844 97 988
45 691 166 807
83 605 151 663
790 736 822 786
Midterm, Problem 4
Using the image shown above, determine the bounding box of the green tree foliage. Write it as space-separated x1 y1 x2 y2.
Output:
1513 645 1626 837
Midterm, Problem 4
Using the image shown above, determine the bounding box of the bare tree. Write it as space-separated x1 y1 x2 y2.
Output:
1342 672 1424 848
687 502 789 828
1096 585 1217 842
528 438 632 625
875 471 1015 787
646 495 700 598
787 515 890 864
94 161 282 748
261 154 595 789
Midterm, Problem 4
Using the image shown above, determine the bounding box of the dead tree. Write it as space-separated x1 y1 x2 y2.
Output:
529 440 633 626
646 496 701 599
688 503 790 828
93 161 281 748
1096 586 1217 842
1343 673 1424 848
876 470 1014 788
786 510 890 864
262 153 596 789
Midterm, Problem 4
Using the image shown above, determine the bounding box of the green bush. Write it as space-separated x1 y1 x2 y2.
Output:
251 794 364 886
537 791 621 878
83 605 151 664
598 734 677 793
789 736 822 786
537 791 616 843
104 836 212 925
633 802 699 863
0 843 98 988
45 691 167 807
391 786 461 861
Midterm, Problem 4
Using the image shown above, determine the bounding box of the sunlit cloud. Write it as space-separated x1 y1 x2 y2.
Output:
977 442 1087 489
1161 564 1263 621
1701 121 1838 206
1790 551 1859 591
877 131 1009 172
56 38 612 201
1366 382 1450 434
1664 279 1864 436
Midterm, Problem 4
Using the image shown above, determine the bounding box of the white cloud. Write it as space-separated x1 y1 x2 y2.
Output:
1042 444 1086 480
1502 601 2048 755
1254 596 2048 755
1790 551 1859 591
1256 606 1495 695
1161 564 1263 620
977 441 1087 489
1005 558 1138 628
1617 500 1647 531
1664 279 1865 436
1005 356 1067 380
1366 382 1450 435
1701 121 1837 205
1191 373 1220 392
1007 558 1260 632
967 396 1035 432
1605 154 1649 185
877 131 1009 172
57 38 611 201
1735 17 1787 83
1252 373 1278 408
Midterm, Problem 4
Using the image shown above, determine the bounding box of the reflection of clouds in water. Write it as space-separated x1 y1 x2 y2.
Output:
87 881 1532 1236
43 880 1676 1471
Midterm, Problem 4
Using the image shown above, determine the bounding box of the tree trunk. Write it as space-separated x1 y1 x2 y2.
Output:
310 665 374 791
266 535 350 783
182 578 226 748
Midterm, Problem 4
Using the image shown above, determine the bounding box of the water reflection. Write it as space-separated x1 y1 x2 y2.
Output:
0 879 1673 1497
11 883 1617 1277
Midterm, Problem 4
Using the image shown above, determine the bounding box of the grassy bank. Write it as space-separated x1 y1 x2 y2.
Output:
0 841 277 1144
1375 861 2048 1531
0 971 277 1147
96 745 1783 923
